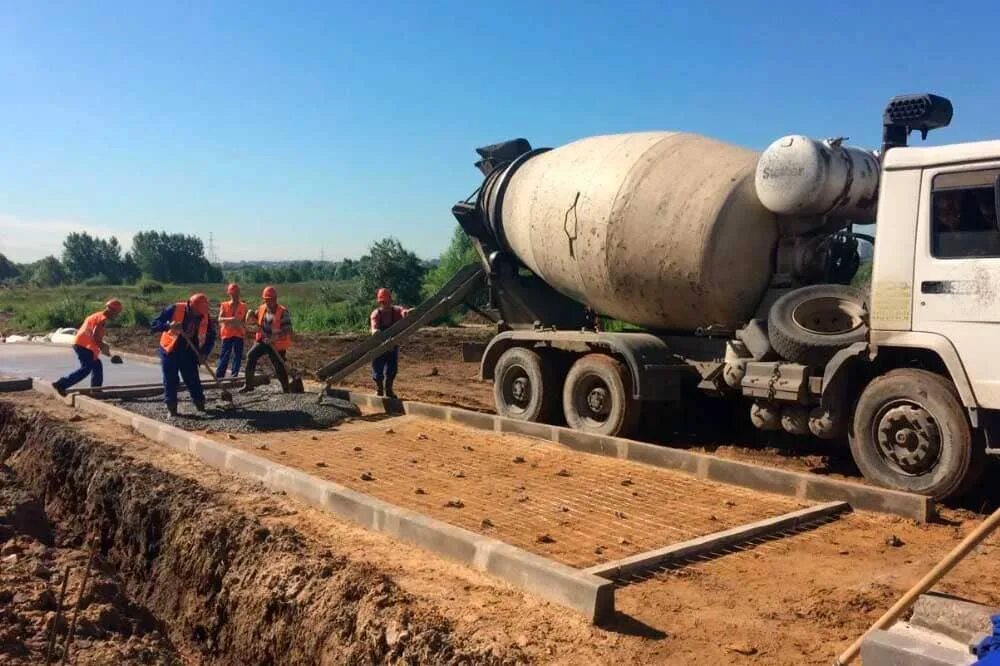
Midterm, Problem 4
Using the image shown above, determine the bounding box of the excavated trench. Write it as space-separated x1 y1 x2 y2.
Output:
0 400 524 665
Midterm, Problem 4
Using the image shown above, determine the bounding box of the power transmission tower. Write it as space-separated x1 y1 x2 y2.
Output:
207 232 220 265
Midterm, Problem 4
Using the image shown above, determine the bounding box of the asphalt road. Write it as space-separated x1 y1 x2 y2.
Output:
0 342 164 385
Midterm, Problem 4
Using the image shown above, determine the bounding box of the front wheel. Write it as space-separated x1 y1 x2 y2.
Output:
562 354 640 438
849 369 981 500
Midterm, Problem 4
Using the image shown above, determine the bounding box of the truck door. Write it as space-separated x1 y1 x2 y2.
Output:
913 164 1000 407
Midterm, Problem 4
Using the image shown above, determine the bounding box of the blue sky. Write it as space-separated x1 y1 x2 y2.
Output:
1 1 996 263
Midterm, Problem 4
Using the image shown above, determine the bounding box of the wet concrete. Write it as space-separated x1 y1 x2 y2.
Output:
0 343 164 384
113 385 360 433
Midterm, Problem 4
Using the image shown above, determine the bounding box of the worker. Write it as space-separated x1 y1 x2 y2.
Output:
216 283 248 378
241 285 292 393
150 293 216 417
370 287 410 398
52 299 123 395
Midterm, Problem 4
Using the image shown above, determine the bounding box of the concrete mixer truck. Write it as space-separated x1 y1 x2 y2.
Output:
446 93 1000 501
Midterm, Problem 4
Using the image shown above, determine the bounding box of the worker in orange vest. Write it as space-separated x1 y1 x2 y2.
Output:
53 299 123 395
215 283 248 378
370 287 411 398
241 285 293 393
150 293 216 416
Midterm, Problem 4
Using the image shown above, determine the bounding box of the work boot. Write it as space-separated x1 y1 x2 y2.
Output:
375 378 384 397
239 372 255 394
166 403 179 418
194 401 206 413
385 377 397 399
52 382 67 398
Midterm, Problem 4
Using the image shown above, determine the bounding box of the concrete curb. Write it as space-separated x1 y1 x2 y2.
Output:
330 389 935 522
584 501 850 579
66 391 615 623
0 377 33 392
861 628 975 665
31 379 76 406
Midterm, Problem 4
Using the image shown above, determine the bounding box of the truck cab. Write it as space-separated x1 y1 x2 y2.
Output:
852 138 1000 498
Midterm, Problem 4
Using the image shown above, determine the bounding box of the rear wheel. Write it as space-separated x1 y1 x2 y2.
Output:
849 369 980 500
562 354 640 438
493 347 556 423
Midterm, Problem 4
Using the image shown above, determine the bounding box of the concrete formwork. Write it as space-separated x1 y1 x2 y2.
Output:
9 378 863 624
331 390 935 522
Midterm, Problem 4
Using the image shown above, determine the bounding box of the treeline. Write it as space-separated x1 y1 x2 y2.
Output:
1 228 484 334
0 231 223 287
1 227 480 313
224 258 362 285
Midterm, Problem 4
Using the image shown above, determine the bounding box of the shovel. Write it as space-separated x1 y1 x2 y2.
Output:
267 343 304 393
177 328 234 402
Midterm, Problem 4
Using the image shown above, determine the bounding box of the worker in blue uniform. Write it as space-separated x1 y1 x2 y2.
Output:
150 293 216 417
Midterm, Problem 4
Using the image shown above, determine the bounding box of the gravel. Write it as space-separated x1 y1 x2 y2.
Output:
113 385 360 433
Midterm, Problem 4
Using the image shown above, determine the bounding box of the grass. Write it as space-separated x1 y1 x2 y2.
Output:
0 280 370 334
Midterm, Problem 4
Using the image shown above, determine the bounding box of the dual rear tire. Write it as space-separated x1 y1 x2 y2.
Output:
493 348 639 438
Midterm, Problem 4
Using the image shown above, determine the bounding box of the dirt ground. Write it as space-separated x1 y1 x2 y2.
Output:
6 391 1000 665
1 467 182 664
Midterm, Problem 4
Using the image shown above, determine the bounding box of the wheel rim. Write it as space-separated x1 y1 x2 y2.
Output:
872 400 943 476
572 372 612 428
791 296 865 336
499 364 532 416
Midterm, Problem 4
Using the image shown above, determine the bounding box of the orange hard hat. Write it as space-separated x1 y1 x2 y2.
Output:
104 298 123 314
376 288 391 303
226 283 240 296
262 286 277 299
189 293 210 316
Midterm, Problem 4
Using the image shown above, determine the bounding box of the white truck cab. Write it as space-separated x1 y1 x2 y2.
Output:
850 110 1000 499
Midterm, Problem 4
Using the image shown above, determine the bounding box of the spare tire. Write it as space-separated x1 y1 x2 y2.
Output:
768 284 867 367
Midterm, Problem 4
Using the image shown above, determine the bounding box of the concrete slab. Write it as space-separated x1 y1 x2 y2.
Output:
0 342 164 384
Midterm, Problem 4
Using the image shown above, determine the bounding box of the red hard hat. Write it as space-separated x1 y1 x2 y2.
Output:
226 283 240 296
189 293 210 316
262 286 277 299
376 288 391 302
105 298 123 314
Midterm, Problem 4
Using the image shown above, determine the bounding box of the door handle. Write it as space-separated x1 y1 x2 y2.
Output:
920 280 976 295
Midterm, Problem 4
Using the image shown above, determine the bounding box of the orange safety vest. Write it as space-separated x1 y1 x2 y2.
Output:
159 302 209 353
219 300 247 339
74 311 108 360
256 304 291 351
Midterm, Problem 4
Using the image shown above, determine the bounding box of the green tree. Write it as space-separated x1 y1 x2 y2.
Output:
29 256 68 287
131 231 220 283
421 226 479 298
358 238 425 307
0 253 19 282
62 232 127 283
334 258 360 281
